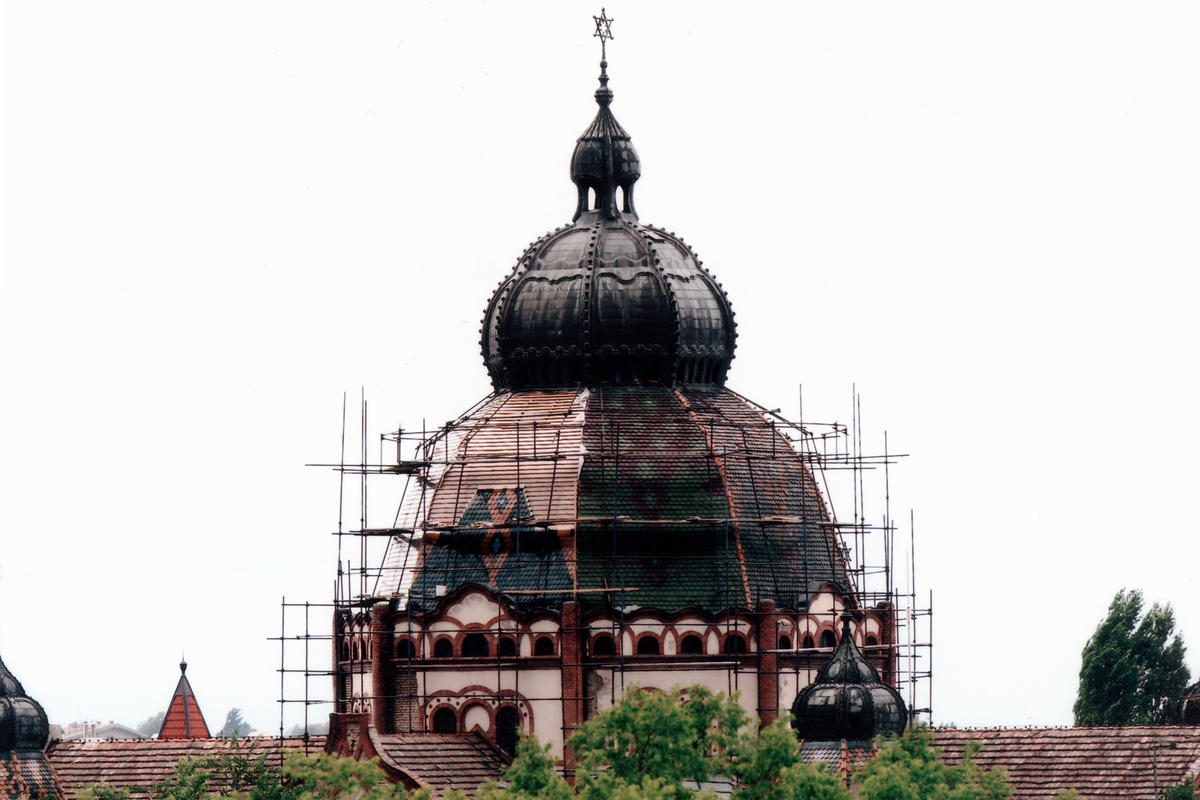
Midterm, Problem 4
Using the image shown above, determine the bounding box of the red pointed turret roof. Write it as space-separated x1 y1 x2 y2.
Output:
156 661 210 740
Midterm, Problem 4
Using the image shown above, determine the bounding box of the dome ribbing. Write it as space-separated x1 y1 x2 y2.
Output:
481 60 735 391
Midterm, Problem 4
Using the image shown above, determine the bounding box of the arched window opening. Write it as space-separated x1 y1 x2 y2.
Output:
462 633 489 658
778 635 792 650
722 634 748 655
396 638 416 659
819 630 836 649
351 639 360 660
866 635 879 647
496 706 520 757
679 634 704 655
592 635 615 657
433 638 454 659
534 636 556 656
498 636 518 657
636 635 660 656
341 640 351 660
802 634 815 649
432 707 457 734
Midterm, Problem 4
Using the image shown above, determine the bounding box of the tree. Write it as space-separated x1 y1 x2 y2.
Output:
1074 589 1191 725
219 709 254 738
1162 777 1197 800
138 711 168 737
482 685 848 800
854 726 1011 800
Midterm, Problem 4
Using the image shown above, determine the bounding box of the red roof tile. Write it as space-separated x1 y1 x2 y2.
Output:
157 663 209 740
932 726 1200 800
46 737 325 800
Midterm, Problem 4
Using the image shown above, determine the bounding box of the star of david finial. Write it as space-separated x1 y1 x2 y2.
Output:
593 8 614 60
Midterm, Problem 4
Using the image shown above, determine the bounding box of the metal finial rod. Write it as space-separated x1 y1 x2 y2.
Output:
593 8 614 62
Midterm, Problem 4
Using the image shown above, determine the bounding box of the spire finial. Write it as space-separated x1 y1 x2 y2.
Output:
593 8 614 61
592 9 615 108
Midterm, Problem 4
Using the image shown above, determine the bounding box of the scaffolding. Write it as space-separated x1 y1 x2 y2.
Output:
275 386 933 741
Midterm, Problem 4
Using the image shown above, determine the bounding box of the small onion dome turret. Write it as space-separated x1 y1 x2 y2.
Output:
791 616 907 741
482 60 735 391
0 653 50 753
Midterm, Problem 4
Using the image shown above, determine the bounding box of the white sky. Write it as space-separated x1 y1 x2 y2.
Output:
3 1 1200 733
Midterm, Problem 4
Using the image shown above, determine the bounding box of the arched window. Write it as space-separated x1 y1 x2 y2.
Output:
534 636 556 656
462 633 489 658
636 635 660 656
498 636 518 657
819 630 836 649
432 707 457 733
433 638 454 658
802 634 815 649
778 635 792 650
396 638 416 658
865 635 879 647
592 635 615 656
722 634 748 655
679 634 704 655
496 706 520 756
341 640 351 660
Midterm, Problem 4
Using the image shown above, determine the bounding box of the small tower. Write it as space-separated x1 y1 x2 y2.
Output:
0 652 65 800
791 615 908 742
156 660 211 740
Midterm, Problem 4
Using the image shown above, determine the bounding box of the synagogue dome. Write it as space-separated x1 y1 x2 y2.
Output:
481 60 735 391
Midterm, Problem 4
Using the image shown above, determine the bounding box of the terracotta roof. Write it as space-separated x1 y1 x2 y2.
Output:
46 737 325 800
157 662 209 740
400 386 849 615
372 733 505 796
1 752 65 800
932 726 1200 800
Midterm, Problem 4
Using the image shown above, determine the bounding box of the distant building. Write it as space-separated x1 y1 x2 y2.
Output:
59 723 143 742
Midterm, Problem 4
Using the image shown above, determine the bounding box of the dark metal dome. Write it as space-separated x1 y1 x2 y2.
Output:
0 653 50 753
791 616 907 741
481 63 735 391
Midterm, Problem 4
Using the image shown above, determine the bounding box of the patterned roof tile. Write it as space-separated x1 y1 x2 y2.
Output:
46 738 325 800
932 726 1200 800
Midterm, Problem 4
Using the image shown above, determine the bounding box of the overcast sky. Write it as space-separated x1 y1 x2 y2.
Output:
3 1 1200 734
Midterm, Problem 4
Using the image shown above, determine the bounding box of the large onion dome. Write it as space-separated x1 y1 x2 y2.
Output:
791 616 907 741
481 60 735 391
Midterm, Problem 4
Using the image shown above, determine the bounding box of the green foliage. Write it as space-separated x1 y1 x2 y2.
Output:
478 738 572 800
219 709 254 739
482 685 846 800
137 712 167 737
79 786 132 800
284 751 410 800
1162 777 1198 800
568 685 747 800
729 718 849 800
1074 589 1191 725
854 726 1012 800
